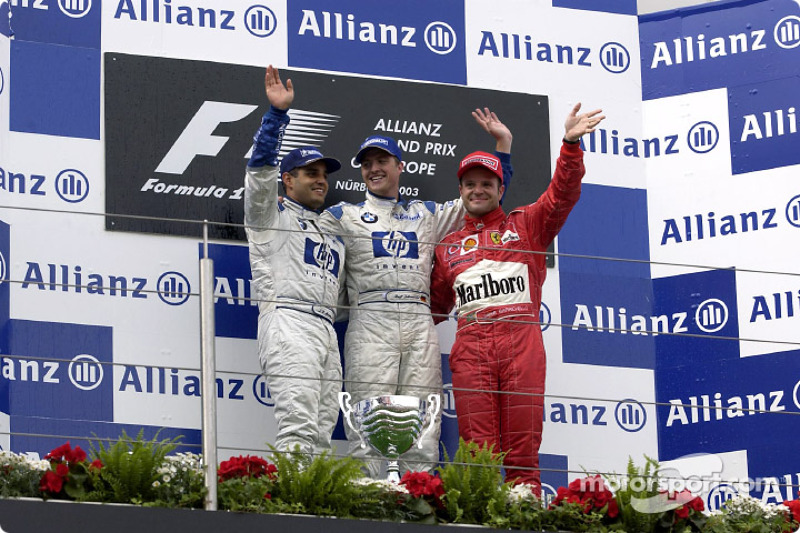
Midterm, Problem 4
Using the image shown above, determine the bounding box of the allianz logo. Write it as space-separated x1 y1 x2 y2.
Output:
581 120 718 158
441 384 646 431
297 10 457 55
10 0 92 18
705 478 800 510
0 250 6 285
113 0 279 38
649 15 800 68
121 366 272 405
545 397 647 432
20 261 191 306
571 298 729 337
214 275 257 307
1 354 104 391
663 376 800 426
660 194 800 246
1 165 90 203
477 31 631 74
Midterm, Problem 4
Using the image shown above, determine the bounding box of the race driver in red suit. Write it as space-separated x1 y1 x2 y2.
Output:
430 103 605 492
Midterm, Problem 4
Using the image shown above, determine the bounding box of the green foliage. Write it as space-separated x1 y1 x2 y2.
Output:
546 502 613 532
145 452 206 509
0 451 45 498
702 496 795 533
267 445 367 516
87 429 180 504
218 475 275 513
436 438 509 524
611 455 664 533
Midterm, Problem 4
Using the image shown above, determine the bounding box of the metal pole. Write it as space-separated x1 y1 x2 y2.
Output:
200 221 218 511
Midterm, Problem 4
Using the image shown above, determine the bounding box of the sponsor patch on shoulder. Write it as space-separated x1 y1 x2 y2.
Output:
501 230 520 244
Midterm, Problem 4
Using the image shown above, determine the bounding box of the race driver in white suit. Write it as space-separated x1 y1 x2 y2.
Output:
320 110 513 476
245 66 346 455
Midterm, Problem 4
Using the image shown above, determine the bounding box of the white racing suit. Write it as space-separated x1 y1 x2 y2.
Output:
245 107 346 454
320 151 510 475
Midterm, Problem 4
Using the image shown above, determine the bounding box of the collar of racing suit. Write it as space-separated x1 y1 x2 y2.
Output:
282 195 322 217
365 190 409 210
463 205 506 231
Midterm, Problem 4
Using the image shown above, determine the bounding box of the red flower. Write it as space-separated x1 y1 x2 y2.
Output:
264 492 272 500
40 470 65 494
782 498 800 523
218 455 277 482
675 505 690 519
90 459 104 471
55 463 70 477
400 471 445 505
66 445 87 464
551 475 617 518
45 442 73 462
688 496 704 512
607 498 619 518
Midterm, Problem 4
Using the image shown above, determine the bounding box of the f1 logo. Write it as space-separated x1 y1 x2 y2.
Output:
155 101 258 175
372 231 420 259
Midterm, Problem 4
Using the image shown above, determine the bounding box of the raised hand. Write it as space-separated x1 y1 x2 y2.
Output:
265 64 294 111
564 103 605 142
472 107 512 153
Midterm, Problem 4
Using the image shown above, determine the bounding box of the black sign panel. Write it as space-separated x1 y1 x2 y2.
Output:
105 53 551 241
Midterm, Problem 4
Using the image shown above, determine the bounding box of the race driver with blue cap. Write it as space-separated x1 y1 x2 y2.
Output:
245 66 346 455
320 109 513 477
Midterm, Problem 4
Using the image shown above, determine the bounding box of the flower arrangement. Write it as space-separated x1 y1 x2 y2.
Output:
704 494 796 532
39 442 102 499
2 437 800 533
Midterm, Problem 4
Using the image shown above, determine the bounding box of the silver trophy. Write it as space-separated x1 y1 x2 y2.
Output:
339 392 441 483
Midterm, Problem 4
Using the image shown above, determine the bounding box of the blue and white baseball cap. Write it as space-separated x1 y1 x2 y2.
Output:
354 135 403 164
279 147 342 175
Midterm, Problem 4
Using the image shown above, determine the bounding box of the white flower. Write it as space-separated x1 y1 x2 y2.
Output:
508 483 540 504
350 477 410 494
152 480 161 488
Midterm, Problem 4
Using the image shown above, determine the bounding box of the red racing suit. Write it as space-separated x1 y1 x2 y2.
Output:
430 141 585 489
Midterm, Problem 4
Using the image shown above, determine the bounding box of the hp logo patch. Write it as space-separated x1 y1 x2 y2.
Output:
69 354 103 391
157 271 191 306
424 21 456 55
252 375 275 407
441 383 456 419
786 194 800 228
695 298 728 333
55 169 89 203
372 231 420 259
599 42 630 74
244 5 277 38
706 484 739 512
304 239 341 277
59 0 92 18
540 301 551 332
0 251 5 285
615 399 646 432
687 121 719 154
541 483 557 507
774 16 800 49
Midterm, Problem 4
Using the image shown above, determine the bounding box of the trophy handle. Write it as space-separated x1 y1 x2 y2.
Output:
338 392 367 449
416 393 442 449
